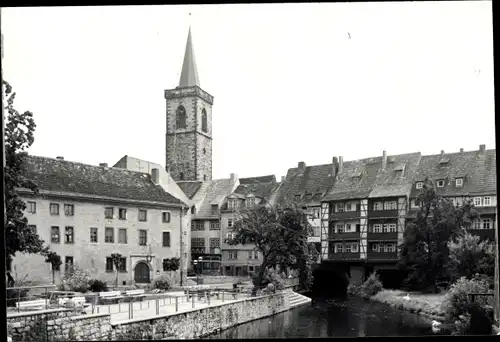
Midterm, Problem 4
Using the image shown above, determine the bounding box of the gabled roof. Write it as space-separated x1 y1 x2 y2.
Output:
177 181 203 199
276 163 335 206
23 155 182 205
410 149 496 197
193 178 237 219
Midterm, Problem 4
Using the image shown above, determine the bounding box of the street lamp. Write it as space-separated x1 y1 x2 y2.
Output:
198 256 203 285
145 244 154 263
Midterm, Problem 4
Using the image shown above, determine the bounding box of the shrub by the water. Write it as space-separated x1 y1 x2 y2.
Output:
88 279 108 292
153 276 171 291
441 275 493 334
360 272 383 298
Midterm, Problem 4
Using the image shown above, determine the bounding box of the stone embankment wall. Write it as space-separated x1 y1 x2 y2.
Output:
7 291 293 340
113 291 290 339
7 308 113 341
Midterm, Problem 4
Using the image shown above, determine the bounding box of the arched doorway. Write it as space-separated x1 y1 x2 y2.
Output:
134 262 150 284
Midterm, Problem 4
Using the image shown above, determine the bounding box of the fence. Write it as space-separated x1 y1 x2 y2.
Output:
6 285 57 313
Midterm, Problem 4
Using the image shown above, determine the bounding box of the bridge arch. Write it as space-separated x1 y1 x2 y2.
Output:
312 264 350 298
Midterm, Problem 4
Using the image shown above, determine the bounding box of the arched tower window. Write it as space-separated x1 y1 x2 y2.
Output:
201 108 208 133
176 105 187 129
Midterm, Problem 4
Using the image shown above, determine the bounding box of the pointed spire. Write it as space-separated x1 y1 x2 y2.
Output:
178 27 200 88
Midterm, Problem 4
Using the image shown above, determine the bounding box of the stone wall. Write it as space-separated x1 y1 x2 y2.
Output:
112 291 290 339
7 308 113 342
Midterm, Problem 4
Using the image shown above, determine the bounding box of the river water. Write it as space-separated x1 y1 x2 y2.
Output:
204 296 435 338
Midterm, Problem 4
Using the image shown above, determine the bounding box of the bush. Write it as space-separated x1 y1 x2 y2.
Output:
88 279 108 293
258 267 285 291
441 276 493 334
360 272 383 298
153 276 171 291
58 265 91 293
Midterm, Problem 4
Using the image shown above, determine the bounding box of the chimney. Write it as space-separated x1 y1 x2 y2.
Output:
230 173 237 182
441 150 444 156
338 157 343 174
151 168 160 184
99 163 108 168
56 156 64 160
382 150 387 170
281 176 285 182
332 157 338 178
479 144 486 154
460 148 464 153
298 161 306 171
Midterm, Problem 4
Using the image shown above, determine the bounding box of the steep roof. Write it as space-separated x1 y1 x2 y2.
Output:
177 181 203 199
410 149 496 197
238 175 276 185
276 163 335 206
22 155 182 205
178 27 200 88
193 178 237 219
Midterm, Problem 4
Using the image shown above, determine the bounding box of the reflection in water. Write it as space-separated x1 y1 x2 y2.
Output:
204 296 435 339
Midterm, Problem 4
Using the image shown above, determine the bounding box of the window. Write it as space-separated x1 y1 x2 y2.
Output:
372 243 379 252
105 207 114 219
105 227 114 243
246 198 255 208
90 228 98 243
117 257 126 272
28 225 37 234
248 251 253 260
64 204 74 216
387 243 396 252
228 199 236 210
228 251 238 260
201 108 208 133
295 195 301 201
455 178 463 187
51 226 60 243
209 238 220 248
65 257 74 272
384 201 397 210
162 212 171 223
226 233 235 240
138 210 147 222
254 251 259 260
345 224 352 232
411 199 419 208
139 230 147 246
50 203 60 215
355 224 361 232
27 201 36 213
334 243 343 253
351 243 359 253
482 218 492 230
483 197 491 206
176 105 187 129
162 231 171 247
373 202 382 211
373 224 382 233
211 204 218 214
383 224 389 233
180 172 185 181
437 180 445 187
416 182 423 189
210 221 220 230
389 223 397 233
472 219 481 229
345 244 351 253
249 265 254 272
118 228 127 244
65 226 74 244
119 208 127 220
474 197 482 207
336 224 344 233
228 219 233 228
203 148 206 155
337 203 344 213
312 207 320 219
195 221 204 230
345 203 352 212
105 258 113 272
204 175 207 181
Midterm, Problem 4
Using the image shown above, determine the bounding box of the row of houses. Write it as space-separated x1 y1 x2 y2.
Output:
12 145 495 286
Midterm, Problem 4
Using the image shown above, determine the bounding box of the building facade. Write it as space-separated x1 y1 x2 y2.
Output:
165 28 213 182
219 175 279 276
13 156 187 286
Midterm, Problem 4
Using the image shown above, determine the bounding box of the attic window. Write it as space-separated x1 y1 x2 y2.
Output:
416 182 423 189
294 195 301 201
436 180 445 187
305 193 312 200
211 204 218 214
455 178 463 187
439 158 450 165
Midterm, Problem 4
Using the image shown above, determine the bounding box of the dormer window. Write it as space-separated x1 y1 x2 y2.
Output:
416 182 423 189
436 180 445 188
246 197 255 209
305 193 312 200
455 178 463 187
336 203 344 213
228 199 236 210
294 195 301 201
211 204 218 215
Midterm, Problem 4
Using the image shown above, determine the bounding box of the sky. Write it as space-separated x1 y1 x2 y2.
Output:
1 2 495 180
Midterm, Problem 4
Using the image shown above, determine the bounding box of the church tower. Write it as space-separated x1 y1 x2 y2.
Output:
165 27 214 182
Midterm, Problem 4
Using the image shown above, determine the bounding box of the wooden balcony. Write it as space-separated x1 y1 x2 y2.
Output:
367 232 398 241
468 229 495 241
327 232 360 240
329 210 361 221
367 251 398 261
368 209 399 218
326 252 361 261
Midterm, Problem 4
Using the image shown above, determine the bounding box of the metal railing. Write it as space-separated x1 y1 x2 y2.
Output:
6 285 57 313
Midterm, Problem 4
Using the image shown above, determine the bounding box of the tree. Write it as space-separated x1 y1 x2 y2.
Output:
447 229 495 282
45 251 62 284
226 203 316 293
398 178 478 292
3 80 48 273
110 253 124 288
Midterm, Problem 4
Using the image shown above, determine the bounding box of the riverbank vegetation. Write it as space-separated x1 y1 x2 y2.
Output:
360 178 496 335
